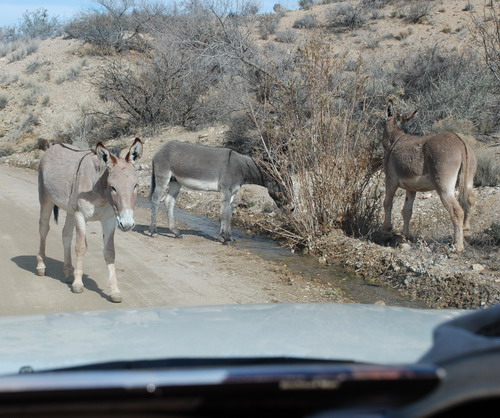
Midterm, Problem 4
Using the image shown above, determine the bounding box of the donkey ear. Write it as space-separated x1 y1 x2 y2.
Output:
96 142 117 168
387 101 395 118
402 109 418 122
126 137 143 164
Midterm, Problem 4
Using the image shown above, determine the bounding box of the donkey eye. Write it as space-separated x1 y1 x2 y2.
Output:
110 186 117 193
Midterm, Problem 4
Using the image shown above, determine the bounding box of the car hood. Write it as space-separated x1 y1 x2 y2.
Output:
0 303 465 375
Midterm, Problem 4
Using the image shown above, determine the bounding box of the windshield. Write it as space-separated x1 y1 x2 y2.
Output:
0 0 499 378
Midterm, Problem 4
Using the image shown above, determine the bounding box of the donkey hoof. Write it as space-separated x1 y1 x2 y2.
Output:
72 284 84 294
36 268 46 276
219 236 234 245
110 293 122 303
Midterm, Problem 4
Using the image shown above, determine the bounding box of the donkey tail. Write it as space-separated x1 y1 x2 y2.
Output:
53 205 59 224
149 159 156 201
457 136 476 212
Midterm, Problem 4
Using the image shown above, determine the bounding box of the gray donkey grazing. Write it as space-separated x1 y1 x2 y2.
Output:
37 138 143 302
382 101 476 252
149 141 283 243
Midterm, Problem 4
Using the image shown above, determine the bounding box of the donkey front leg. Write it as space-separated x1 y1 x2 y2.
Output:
36 202 53 276
382 183 398 239
401 190 416 238
101 217 121 303
72 212 87 294
219 189 236 244
165 181 182 238
62 213 76 282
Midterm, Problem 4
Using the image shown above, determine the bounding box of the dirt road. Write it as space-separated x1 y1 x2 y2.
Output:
0 164 342 317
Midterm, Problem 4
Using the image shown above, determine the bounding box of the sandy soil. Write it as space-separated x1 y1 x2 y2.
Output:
0 163 344 318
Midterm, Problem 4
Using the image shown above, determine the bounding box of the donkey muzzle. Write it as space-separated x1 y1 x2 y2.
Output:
117 209 135 231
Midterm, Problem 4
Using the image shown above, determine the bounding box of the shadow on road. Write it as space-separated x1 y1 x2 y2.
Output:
133 223 220 243
11 255 111 302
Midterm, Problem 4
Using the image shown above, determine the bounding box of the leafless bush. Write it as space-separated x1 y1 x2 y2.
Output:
18 8 62 39
65 0 151 53
275 29 297 42
258 14 280 39
403 1 435 24
7 40 39 62
0 93 8 109
469 0 500 84
293 14 318 29
24 58 50 74
93 0 261 130
248 40 382 246
327 4 368 31
361 0 391 9
475 149 500 187
54 112 128 148
393 46 500 135
299 0 314 10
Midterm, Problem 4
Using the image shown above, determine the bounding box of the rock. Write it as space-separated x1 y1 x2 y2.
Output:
471 264 485 272
399 243 412 251
374 300 386 306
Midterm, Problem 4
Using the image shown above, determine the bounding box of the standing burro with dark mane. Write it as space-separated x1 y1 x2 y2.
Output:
149 140 283 243
36 138 143 302
381 100 476 252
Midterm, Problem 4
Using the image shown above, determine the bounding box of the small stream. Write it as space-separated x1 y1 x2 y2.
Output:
138 198 428 308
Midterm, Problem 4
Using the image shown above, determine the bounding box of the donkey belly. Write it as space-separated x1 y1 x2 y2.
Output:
399 175 435 192
174 175 219 192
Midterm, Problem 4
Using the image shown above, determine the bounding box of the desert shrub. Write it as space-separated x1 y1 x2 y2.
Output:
361 0 391 9
299 0 314 10
65 0 151 53
395 28 413 40
485 222 500 245
55 60 87 84
327 4 367 31
393 46 500 135
24 59 50 75
0 94 8 109
275 29 297 43
18 9 62 39
273 4 287 16
469 0 500 84
248 40 382 246
0 144 15 157
6 40 38 63
463 2 475 11
475 151 500 187
258 14 280 39
403 1 435 24
293 14 318 29
93 1 261 130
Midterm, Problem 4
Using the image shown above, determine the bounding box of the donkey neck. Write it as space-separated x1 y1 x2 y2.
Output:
243 156 265 186
383 119 407 150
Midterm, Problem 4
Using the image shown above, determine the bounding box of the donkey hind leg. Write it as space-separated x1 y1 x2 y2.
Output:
62 213 76 282
462 184 476 240
438 190 465 252
149 171 171 236
165 181 182 238
401 190 416 239
36 202 53 276
101 216 121 303
72 212 87 293
382 182 398 239
219 188 237 244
